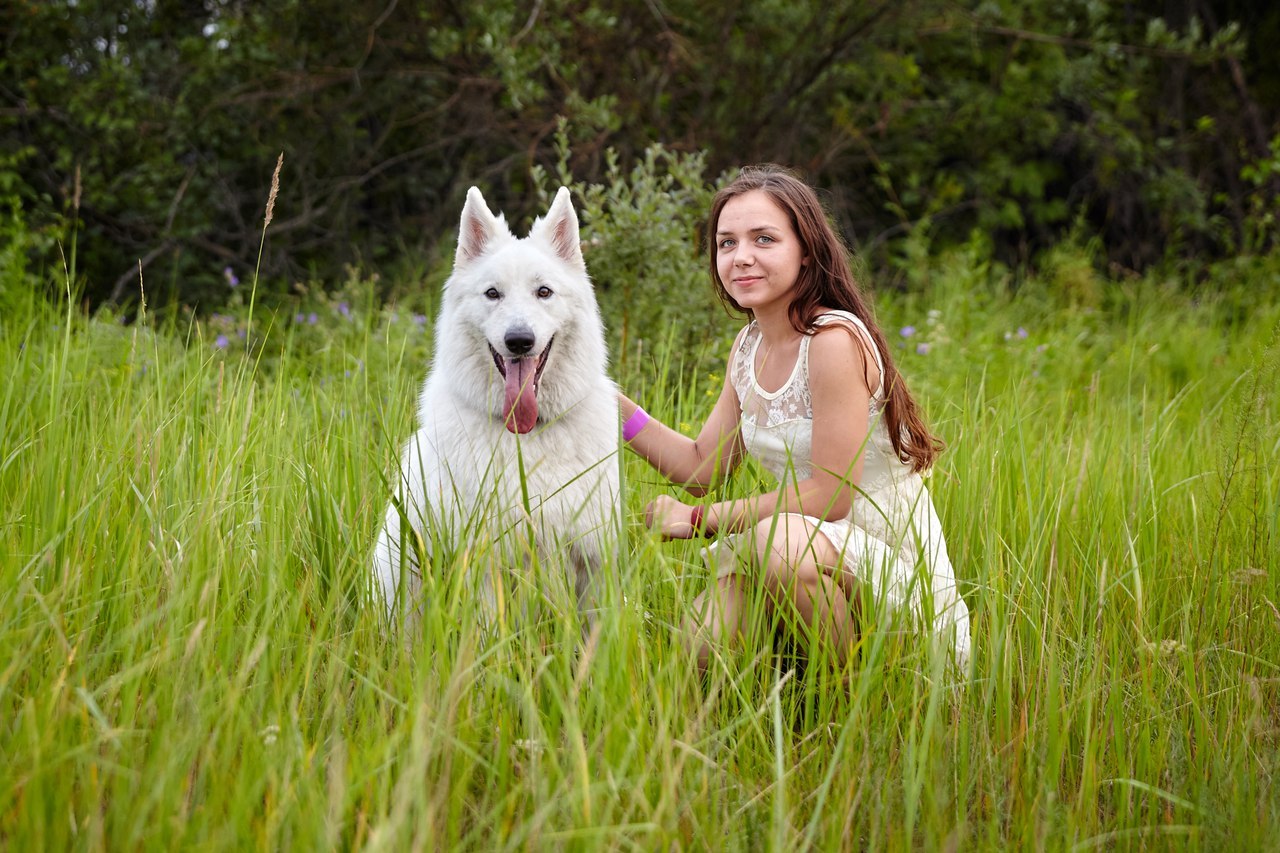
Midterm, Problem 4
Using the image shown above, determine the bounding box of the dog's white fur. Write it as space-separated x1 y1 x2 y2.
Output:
372 186 620 622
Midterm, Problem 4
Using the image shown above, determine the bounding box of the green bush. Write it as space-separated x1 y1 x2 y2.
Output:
533 130 737 378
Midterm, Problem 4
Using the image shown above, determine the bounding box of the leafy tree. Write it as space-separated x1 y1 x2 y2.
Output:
1 0 1275 308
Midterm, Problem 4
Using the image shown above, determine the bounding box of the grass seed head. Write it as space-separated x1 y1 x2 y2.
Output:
265 152 283 228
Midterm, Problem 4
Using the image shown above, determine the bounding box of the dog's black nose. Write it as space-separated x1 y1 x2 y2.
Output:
505 328 536 356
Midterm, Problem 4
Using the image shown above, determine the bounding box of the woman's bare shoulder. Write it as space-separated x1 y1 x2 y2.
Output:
809 315 882 396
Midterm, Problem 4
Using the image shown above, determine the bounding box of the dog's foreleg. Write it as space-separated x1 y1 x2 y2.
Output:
372 498 429 629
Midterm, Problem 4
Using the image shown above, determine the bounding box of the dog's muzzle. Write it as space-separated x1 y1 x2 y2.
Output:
490 337 554 434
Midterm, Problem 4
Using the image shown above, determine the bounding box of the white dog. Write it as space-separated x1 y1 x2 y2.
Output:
372 186 620 625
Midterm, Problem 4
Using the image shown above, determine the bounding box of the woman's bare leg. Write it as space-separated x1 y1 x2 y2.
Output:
686 573 751 675
752 516 859 666
687 516 859 673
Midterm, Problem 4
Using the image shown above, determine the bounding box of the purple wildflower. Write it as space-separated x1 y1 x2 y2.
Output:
224 266 240 287
1016 327 1028 339
337 301 351 318
916 342 930 355
900 325 916 338
307 312 318 325
215 334 230 349
412 313 428 327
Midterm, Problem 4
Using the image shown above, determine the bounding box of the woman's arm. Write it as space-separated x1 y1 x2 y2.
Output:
647 326 875 537
620 374 744 496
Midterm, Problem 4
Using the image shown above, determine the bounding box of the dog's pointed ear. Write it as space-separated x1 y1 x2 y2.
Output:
531 187 584 270
456 187 509 266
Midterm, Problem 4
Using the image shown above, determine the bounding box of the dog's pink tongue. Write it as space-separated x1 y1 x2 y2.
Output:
502 357 538 434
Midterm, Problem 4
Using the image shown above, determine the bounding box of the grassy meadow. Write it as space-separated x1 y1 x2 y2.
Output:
1 262 1278 850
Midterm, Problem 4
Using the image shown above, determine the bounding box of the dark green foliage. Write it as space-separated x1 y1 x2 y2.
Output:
1 0 1277 309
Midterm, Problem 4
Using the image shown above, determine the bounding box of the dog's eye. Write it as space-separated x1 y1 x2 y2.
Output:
484 287 501 300
536 285 553 299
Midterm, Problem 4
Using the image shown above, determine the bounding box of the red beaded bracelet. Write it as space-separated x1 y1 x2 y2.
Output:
690 505 706 536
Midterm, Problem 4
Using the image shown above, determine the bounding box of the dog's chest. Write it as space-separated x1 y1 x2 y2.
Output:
423 414 614 503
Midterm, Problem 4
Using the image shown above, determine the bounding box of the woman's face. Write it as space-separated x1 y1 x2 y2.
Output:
715 190 807 318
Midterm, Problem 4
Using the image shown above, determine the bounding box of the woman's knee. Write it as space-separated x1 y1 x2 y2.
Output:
750 518 825 591
748 521 786 584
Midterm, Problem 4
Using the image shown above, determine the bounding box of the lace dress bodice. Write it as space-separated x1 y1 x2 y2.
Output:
729 312 905 497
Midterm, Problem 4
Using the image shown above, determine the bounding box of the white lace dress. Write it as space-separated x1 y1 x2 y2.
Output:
706 310 972 668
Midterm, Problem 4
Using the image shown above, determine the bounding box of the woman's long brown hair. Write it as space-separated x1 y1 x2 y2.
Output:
707 164 944 473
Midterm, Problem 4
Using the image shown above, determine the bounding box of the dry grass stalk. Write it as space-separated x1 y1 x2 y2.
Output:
265 152 283 228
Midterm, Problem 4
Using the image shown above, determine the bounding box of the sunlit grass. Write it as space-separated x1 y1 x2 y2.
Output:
0 269 1277 849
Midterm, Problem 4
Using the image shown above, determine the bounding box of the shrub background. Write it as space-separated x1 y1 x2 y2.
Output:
3 0 1278 311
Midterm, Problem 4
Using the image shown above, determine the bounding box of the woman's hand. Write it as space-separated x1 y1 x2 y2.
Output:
644 494 700 540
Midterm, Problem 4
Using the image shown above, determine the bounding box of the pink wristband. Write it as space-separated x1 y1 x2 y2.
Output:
622 407 651 443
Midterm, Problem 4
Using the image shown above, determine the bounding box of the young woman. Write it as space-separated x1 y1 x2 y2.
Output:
619 165 971 673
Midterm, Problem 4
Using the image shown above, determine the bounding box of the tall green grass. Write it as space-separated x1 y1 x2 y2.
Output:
1 267 1277 850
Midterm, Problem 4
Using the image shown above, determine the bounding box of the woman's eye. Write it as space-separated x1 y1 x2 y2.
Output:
484 287 501 300
719 239 736 250
536 285 553 299
756 235 774 244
